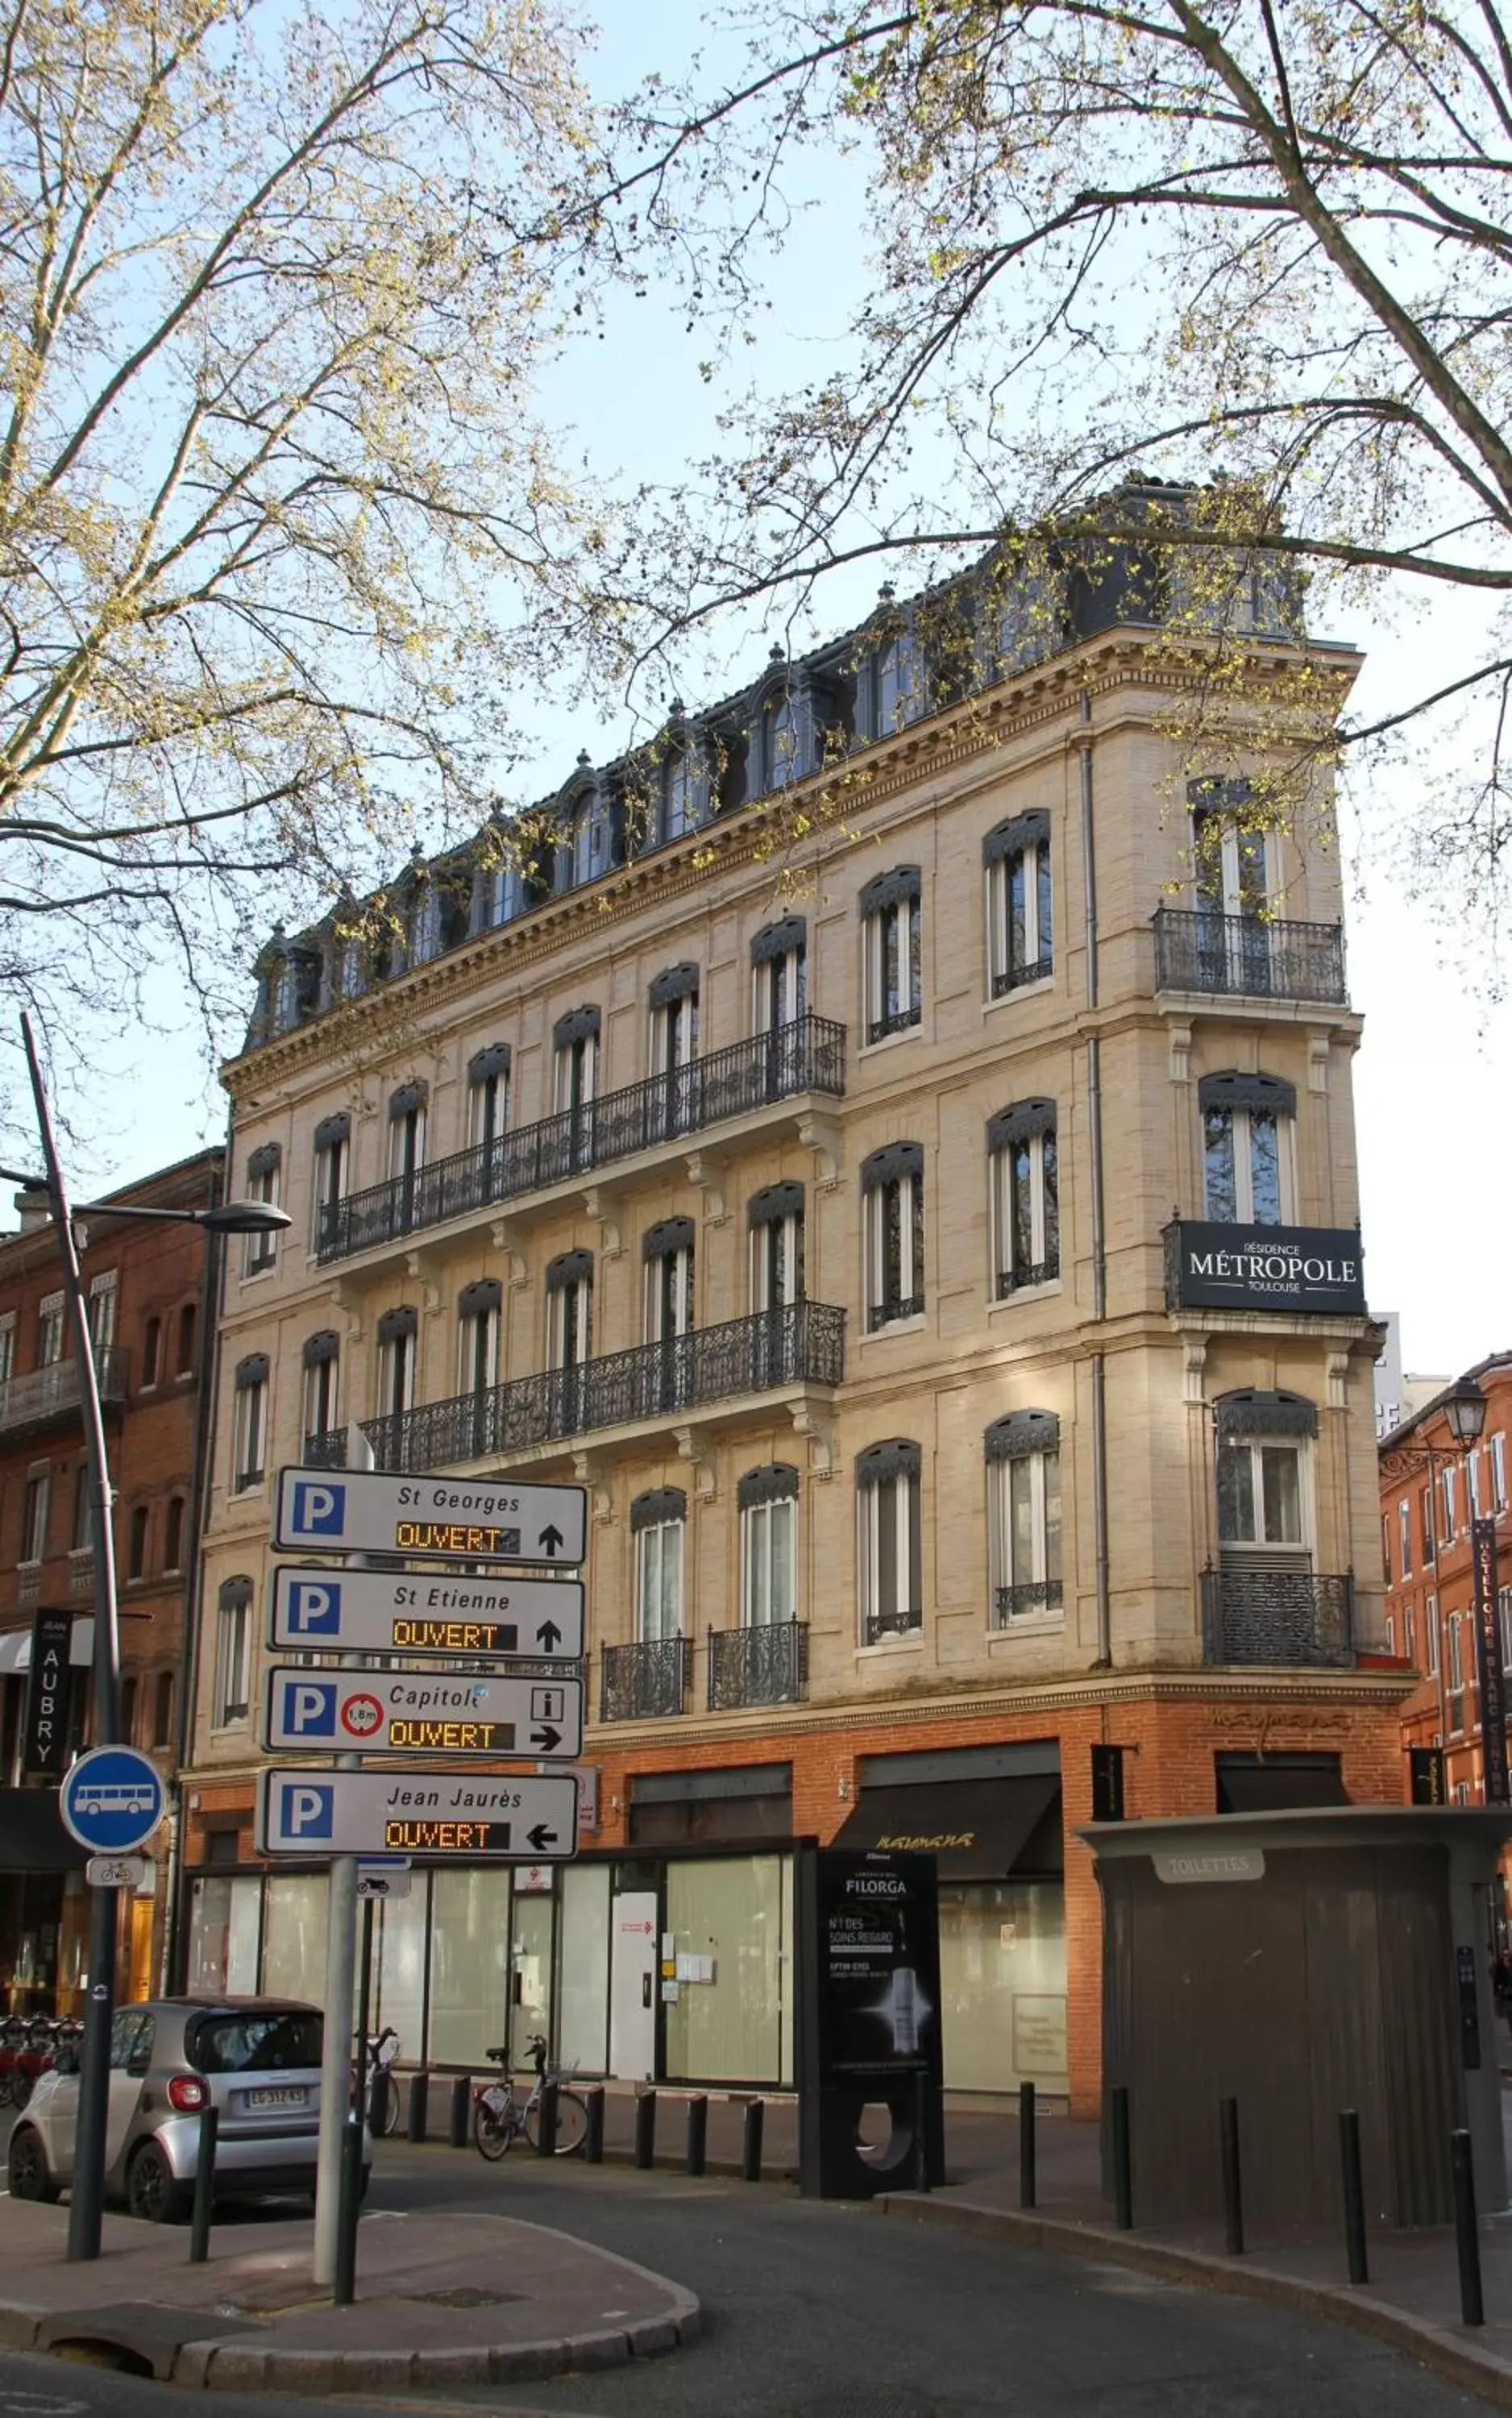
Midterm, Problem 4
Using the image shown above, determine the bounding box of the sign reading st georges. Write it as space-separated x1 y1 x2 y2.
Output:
268 1564 584 1661
256 1766 579 1861
264 1667 584 1759
274 1466 586 1566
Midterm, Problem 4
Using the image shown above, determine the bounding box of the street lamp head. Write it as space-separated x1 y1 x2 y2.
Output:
1444 1375 1489 1448
201 1199 293 1236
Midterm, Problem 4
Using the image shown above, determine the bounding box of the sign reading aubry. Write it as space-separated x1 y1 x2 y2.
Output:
275 1467 586 1568
256 1767 579 1860
264 1668 584 1759
269 1565 584 1662
1166 1221 1366 1318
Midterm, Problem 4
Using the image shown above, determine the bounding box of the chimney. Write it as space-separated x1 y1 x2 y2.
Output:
13 1186 49 1235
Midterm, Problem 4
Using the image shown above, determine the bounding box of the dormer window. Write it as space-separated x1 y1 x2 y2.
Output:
750 679 803 796
664 742 708 841
411 883 442 966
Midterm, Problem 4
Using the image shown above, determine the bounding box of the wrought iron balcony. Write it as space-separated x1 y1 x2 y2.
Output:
995 1257 1058 1300
991 954 1053 999
309 1300 845 1475
0 1348 129 1437
707 1621 808 1710
599 1636 692 1722
1201 1567 1355 1668
867 1293 924 1332
1153 907 1347 1005
863 1608 923 1644
994 1580 1064 1625
866 1004 921 1045
315 1012 846 1265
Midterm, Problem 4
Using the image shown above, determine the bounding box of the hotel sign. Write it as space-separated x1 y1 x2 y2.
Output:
1167 1222 1365 1317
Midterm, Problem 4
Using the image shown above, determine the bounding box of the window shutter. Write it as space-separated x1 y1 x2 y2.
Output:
860 1141 924 1191
982 810 1049 866
986 1099 1057 1151
737 1464 800 1510
984 1410 1060 1462
1197 1071 1297 1117
858 865 921 916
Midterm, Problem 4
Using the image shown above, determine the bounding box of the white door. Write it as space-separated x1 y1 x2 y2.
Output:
608 1892 658 2080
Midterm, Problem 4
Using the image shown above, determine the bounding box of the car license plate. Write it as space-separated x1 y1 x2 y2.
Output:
243 2084 308 2110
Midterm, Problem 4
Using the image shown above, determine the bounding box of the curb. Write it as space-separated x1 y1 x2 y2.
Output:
873 2193 1512 2412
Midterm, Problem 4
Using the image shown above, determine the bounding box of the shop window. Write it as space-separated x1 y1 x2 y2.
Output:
375 1307 417 1423
302 1330 340 1445
860 867 922 1044
231 1354 268 1491
312 1112 350 1245
986 1414 1062 1624
426 1868 512 2067
739 1465 799 1628
142 1316 160 1390
983 812 1053 997
663 1852 792 2087
243 1143 281 1276
214 1577 253 1724
633 1488 686 1642
862 1143 924 1328
1199 1072 1294 1226
188 1874 261 1997
857 1440 922 1642
988 1102 1058 1297
749 1182 804 1311
260 1871 329 1999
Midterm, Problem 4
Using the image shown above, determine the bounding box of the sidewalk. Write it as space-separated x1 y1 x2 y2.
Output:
0 2196 698 2392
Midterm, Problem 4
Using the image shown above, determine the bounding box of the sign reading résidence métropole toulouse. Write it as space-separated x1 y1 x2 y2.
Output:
1166 1222 1367 1317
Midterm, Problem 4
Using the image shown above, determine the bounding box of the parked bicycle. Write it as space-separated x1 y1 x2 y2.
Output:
472 2034 587 2158
0 2016 80 2111
362 2024 402 2138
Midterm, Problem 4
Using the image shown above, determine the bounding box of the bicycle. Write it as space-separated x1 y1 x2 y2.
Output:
472 2033 587 2158
363 2024 402 2137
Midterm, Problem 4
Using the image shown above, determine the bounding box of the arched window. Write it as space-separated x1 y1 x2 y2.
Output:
214 1577 253 1724
739 1465 800 1628
142 1316 161 1389
987 1102 1059 1297
983 812 1053 996
859 866 922 1043
164 1494 185 1573
1199 1072 1294 1226
750 916 806 1034
127 1503 149 1581
177 1302 197 1375
153 1671 174 1748
986 1412 1063 1625
231 1354 268 1493
643 1217 696 1346
376 1307 417 1423
302 1330 340 1444
749 1182 804 1311
856 1440 922 1642
861 1143 925 1328
632 1487 687 1642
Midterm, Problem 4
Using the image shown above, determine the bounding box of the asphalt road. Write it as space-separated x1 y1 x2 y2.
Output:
0 2133 1490 2418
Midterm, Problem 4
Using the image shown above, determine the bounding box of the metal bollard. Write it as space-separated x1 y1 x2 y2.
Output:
368 2065 392 2139
407 2070 429 2144
741 2099 764 2183
188 2102 218 2264
1019 2079 1036 2210
1219 2097 1244 2257
448 2075 471 2149
1111 2084 1132 2229
633 2088 657 2170
685 2094 708 2176
912 2070 932 2194
584 2084 604 2164
1339 2109 1369 2285
1451 2129 1485 2326
535 2079 558 2158
333 2108 364 2308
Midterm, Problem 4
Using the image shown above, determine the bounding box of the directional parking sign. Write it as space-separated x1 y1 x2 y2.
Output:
268 1565 584 1661
60 1746 165 1854
274 1467 586 1566
263 1668 584 1759
255 1767 579 1861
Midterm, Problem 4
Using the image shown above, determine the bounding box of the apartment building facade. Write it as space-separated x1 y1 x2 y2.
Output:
0 1148 222 2010
183 543 1410 2113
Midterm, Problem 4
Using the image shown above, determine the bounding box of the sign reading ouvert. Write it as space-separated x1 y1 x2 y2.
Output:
1165 1221 1366 1317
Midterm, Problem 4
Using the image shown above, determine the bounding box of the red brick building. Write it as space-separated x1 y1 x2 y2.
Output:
0 1148 222 2009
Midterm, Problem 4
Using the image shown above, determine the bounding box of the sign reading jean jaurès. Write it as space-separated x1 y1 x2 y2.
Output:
1168 1223 1366 1317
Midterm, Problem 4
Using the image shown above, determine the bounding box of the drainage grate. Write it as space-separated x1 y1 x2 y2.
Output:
408 2285 524 2309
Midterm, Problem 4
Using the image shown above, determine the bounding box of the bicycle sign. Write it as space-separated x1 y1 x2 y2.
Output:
60 1747 165 1853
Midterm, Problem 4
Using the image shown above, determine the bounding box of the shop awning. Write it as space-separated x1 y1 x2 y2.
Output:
0 1788 87 1873
0 1618 93 1676
833 1773 1062 1880
1215 1753 1349 1814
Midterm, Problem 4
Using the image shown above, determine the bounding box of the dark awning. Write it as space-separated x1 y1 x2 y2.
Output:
0 1788 87 1873
1215 1753 1349 1815
834 1774 1062 1881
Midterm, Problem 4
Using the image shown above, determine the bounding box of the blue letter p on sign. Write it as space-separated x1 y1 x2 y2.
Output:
288 1578 340 1635
278 1780 333 1841
291 1480 344 1537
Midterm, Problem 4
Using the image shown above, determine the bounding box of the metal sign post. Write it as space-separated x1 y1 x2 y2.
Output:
310 1426 372 2294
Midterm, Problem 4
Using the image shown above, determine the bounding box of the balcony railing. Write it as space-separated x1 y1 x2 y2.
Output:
991 954 1053 1000
1201 1567 1355 1668
315 1013 846 1265
309 1300 845 1476
1153 907 1347 1005
866 1004 921 1045
994 1580 1064 1625
600 1636 692 1722
995 1257 1058 1301
0 1348 129 1436
864 1608 923 1644
707 1621 808 1710
867 1293 924 1333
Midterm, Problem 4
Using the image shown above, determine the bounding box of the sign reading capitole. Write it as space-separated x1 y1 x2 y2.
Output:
1165 1221 1366 1316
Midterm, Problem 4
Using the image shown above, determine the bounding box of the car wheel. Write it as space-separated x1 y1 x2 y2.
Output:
126 2138 190 2225
7 2126 58 2204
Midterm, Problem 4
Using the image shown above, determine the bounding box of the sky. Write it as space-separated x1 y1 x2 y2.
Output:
23 1 1510 1383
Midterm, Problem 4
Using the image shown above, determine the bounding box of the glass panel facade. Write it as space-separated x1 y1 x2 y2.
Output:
663 1855 789 2084
260 1873 329 2000
509 1892 555 2067
375 1882 429 2060
187 1876 261 1996
427 1868 512 2065
558 1864 610 2075
937 1881 1067 2094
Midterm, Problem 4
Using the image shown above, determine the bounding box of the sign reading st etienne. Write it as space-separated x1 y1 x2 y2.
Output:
264 1668 584 1759
60 1746 165 1854
269 1564 585 1662
255 1766 579 1861
275 1467 586 1567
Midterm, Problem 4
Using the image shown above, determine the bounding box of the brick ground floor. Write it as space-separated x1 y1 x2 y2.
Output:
184 1668 1414 2117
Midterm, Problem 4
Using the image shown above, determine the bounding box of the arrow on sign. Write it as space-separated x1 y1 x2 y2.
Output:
526 1822 558 1851
536 1618 563 1651
538 1523 564 1557
530 1725 562 1755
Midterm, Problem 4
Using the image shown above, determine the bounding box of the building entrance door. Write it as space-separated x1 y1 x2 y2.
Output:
609 1891 658 2079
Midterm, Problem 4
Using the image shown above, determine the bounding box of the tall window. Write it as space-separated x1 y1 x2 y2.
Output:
243 1143 281 1275
1398 1500 1412 1579
71 1462 89 1552
388 1084 427 1190
164 1494 185 1573
0 1310 15 1386
88 1268 118 1355
750 1183 804 1311
457 1280 502 1394
1190 777 1273 989
231 1355 268 1491
987 1413 1063 1624
467 1045 511 1157
375 1307 417 1423
740 1465 799 1627
19 1465 49 1564
552 1009 600 1174
302 1331 340 1446
1200 1073 1294 1226
37 1290 64 1368
142 1316 161 1389
643 1219 695 1344
1427 1589 1440 1676
633 1488 686 1640
862 1143 924 1329
648 966 700 1134
989 1101 1059 1296
1214 1392 1314 1560
121 1676 138 1742
984 811 1053 996
154 1671 174 1748
857 1440 923 1642
1442 1464 1458 1545
214 1577 253 1724
546 1251 593 1371
177 1302 197 1376
1422 1483 1436 1564
128 1504 148 1581
751 918 807 1033
1446 1613 1465 1731
860 867 922 1043
1470 1450 1484 1519
312 1112 350 1248
1495 1432 1509 1514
